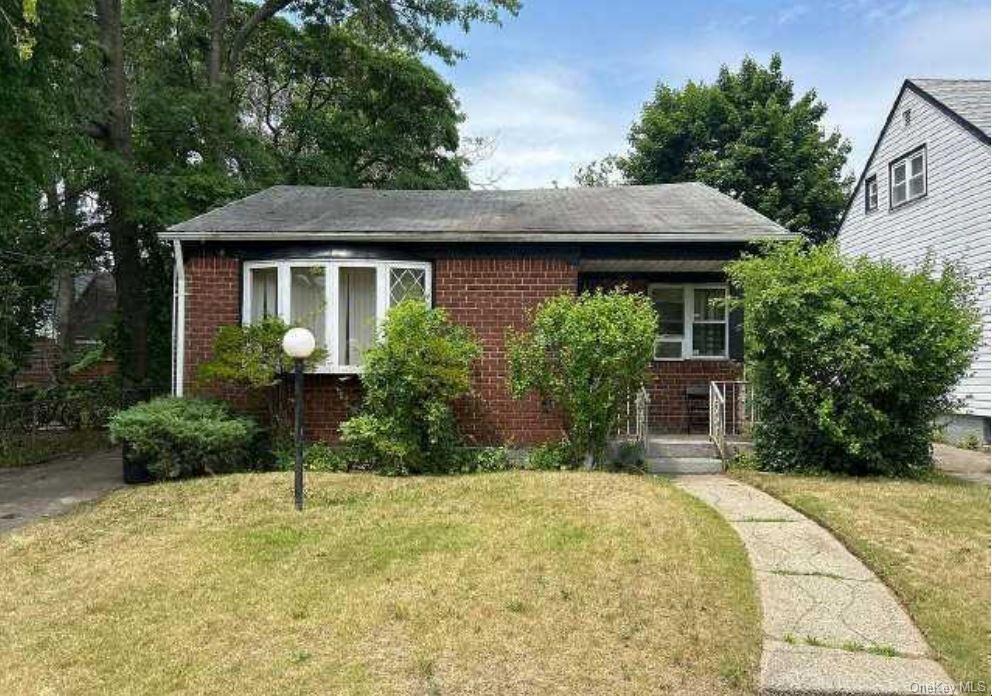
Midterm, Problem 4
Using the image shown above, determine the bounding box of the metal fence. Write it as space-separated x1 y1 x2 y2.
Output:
0 385 166 437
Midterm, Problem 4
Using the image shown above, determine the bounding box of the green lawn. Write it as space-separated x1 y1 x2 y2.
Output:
735 471 990 685
0 471 760 695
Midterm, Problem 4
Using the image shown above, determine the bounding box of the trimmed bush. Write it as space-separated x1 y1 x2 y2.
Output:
340 300 481 475
727 242 981 476
108 397 265 480
507 289 657 467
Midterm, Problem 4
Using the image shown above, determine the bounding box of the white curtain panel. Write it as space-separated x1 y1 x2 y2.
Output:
290 266 327 348
250 267 278 321
338 267 377 366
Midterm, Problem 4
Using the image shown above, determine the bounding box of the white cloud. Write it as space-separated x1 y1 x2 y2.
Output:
457 66 627 189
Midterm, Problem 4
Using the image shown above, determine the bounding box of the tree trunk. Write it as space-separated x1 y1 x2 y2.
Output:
207 0 230 88
95 0 148 386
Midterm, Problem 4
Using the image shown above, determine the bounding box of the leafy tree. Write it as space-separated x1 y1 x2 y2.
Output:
582 55 852 243
727 242 981 476
507 290 657 468
341 300 481 475
240 22 469 189
1 0 517 387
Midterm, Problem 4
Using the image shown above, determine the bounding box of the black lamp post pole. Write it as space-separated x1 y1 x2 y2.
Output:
294 358 304 511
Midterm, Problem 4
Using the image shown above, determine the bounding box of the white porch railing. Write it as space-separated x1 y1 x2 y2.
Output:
618 386 651 446
709 381 755 459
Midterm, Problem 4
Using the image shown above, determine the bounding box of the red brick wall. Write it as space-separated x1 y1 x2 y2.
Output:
434 257 579 445
182 252 579 445
647 360 742 433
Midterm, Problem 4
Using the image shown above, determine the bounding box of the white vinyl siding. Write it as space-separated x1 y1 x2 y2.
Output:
839 87 991 417
243 259 431 373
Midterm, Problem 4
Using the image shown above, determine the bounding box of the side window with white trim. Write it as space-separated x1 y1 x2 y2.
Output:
648 284 729 360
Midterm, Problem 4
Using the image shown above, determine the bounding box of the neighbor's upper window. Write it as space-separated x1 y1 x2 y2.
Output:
864 175 878 213
648 284 728 360
243 259 431 372
890 146 926 208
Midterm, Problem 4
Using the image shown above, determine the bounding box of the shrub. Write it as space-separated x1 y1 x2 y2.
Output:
507 289 657 467
727 242 981 476
196 317 326 434
340 300 481 475
108 397 265 479
526 441 575 470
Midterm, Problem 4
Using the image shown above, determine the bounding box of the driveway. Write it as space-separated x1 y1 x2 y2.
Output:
933 443 990 484
0 448 124 533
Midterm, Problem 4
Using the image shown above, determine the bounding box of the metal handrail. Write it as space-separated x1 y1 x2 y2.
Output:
709 382 727 459
709 380 756 460
618 385 651 446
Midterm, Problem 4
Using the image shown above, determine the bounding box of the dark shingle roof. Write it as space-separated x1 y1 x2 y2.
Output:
909 78 991 138
162 183 790 242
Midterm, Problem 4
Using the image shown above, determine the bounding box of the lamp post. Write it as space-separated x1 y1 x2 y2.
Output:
282 327 315 511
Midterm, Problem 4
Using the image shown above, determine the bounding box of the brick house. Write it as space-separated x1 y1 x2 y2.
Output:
162 183 790 446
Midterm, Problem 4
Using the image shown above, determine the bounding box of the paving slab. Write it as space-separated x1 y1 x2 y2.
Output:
761 641 956 696
673 475 952 695
0 448 122 533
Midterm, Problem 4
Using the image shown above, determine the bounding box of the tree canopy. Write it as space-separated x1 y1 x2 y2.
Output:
0 0 517 389
579 55 852 243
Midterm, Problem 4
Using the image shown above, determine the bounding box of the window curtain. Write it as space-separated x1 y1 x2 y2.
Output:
339 267 377 366
250 267 278 321
290 267 326 348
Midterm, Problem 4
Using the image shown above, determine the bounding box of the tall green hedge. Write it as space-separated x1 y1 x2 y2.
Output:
727 242 981 476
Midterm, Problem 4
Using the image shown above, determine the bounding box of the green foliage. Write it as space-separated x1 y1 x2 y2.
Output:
108 397 264 479
727 242 982 476
508 290 657 467
526 441 576 471
197 316 325 390
455 446 515 473
340 300 481 475
589 54 851 243
0 0 518 386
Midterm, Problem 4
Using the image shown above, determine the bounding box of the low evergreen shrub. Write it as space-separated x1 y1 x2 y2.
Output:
108 397 265 480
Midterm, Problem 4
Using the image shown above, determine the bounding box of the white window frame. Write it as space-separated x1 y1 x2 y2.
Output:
648 283 729 361
242 258 432 374
889 146 926 209
864 175 878 213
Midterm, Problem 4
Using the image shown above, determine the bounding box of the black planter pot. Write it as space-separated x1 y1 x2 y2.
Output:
121 442 154 484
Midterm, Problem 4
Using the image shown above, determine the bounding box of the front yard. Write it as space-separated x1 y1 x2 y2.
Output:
0 471 759 695
735 471 990 686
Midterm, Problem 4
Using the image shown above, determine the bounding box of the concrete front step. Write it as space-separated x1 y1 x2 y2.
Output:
645 457 723 474
646 438 718 459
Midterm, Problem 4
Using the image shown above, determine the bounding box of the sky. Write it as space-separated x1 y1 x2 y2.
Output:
429 0 991 189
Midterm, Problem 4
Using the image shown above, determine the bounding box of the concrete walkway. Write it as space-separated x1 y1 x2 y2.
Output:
0 448 123 533
933 443 990 484
674 475 953 695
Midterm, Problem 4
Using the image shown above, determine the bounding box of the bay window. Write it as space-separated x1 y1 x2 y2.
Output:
648 284 728 360
243 259 431 372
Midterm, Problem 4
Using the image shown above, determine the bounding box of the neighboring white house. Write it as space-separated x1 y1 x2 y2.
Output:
838 78 991 445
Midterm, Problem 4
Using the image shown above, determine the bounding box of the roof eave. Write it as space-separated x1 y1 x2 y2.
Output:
159 230 794 243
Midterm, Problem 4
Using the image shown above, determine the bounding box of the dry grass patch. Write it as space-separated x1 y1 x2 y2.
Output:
735 471 990 684
0 471 759 695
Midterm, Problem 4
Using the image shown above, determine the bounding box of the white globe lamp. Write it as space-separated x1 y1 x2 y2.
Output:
283 327 315 511
282 327 316 359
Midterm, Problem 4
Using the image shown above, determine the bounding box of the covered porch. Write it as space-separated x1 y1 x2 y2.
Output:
577 245 746 436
